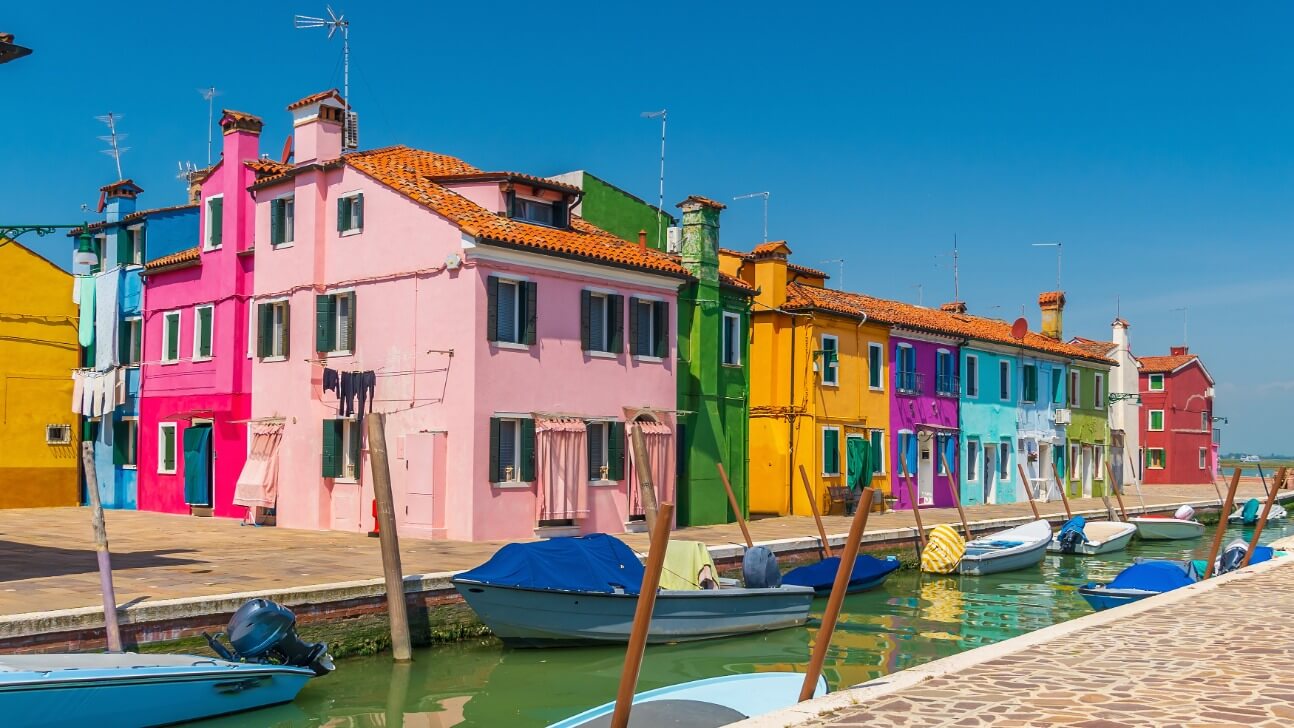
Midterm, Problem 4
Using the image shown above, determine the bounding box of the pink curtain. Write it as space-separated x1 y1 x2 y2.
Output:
233 423 284 509
535 417 589 521
627 419 675 516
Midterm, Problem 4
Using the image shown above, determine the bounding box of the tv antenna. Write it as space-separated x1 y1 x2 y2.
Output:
912 283 924 306
733 191 770 242
295 6 356 149
640 109 667 246
819 258 844 289
96 112 128 180
177 161 200 189
198 87 221 165
1031 241 1063 290
934 234 961 301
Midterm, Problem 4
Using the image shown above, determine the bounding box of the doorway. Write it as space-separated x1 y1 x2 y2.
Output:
183 421 214 511
984 446 997 504
917 435 934 505
1037 442 1052 501
1081 445 1094 498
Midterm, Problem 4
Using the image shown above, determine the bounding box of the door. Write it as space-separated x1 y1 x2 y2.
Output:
183 424 214 506
404 432 439 528
1037 443 1051 501
917 436 934 505
1082 446 1094 498
845 435 870 493
984 446 997 504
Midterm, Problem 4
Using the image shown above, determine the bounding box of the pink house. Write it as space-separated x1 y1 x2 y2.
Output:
137 110 288 519
246 91 689 541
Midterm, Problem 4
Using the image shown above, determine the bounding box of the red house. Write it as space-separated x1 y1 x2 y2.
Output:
1139 346 1215 484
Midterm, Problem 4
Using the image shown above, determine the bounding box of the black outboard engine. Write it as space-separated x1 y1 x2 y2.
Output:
203 599 334 677
1058 528 1085 554
1218 542 1248 576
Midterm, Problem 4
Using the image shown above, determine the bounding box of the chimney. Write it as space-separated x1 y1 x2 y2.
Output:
676 195 724 284
750 240 792 309
1038 291 1066 340
100 179 142 223
287 90 346 164
1170 345 1189 356
1112 317 1130 352
940 301 967 314
638 229 647 254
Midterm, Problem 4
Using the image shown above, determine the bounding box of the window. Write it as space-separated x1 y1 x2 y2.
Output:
488 277 535 346
895 344 917 394
630 297 669 359
999 441 1010 480
270 195 295 245
1148 373 1164 391
45 424 71 445
321 419 362 480
1094 445 1105 479
721 312 741 366
158 423 178 474
896 432 916 474
490 417 535 483
998 360 1011 400
936 349 955 396
1199 448 1208 469
586 421 625 481
965 355 979 397
819 335 839 385
118 226 144 266
1093 374 1105 409
1069 370 1081 407
205 194 223 249
966 440 980 481
1149 410 1165 431
822 428 841 476
120 317 142 366
91 234 106 274
1201 412 1210 431
508 191 568 228
581 291 623 354
193 305 214 360
315 292 356 354
257 300 291 359
161 311 181 363
337 193 364 234
1021 363 1038 403
1070 444 1081 478
869 430 885 474
113 418 138 469
868 342 884 390
1051 368 1064 404
1147 448 1166 469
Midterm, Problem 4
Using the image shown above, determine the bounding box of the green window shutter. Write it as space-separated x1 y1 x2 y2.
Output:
112 419 127 465
116 228 129 267
627 297 641 355
257 303 272 357
163 427 176 472
345 293 357 353
488 417 501 482
137 226 146 261
824 431 839 474
520 418 536 481
506 190 517 218
349 422 362 478
315 294 336 352
270 199 283 245
117 323 131 365
166 315 179 361
321 420 342 477
580 290 592 351
523 281 537 345
609 295 624 353
280 302 291 359
337 197 348 232
210 197 223 246
486 276 499 342
353 193 364 230
652 301 669 358
607 421 625 480
197 308 212 358
587 422 598 480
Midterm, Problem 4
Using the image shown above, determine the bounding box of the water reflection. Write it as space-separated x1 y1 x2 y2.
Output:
189 521 1292 728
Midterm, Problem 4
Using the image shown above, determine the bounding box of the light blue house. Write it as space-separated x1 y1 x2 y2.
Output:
72 180 197 509
1016 351 1068 501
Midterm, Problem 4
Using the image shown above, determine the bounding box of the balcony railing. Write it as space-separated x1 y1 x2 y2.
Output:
935 374 959 398
895 370 923 396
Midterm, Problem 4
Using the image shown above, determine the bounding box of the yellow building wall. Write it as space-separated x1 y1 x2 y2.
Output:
0 241 79 508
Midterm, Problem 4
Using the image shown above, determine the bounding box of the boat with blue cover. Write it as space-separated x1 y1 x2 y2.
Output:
1046 516 1137 556
452 534 815 647
958 519 1052 576
1077 559 1200 611
782 554 900 596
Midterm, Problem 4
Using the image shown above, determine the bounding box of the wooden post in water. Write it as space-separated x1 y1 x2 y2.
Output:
610 502 674 728
1104 461 1129 521
937 449 972 541
717 463 753 549
82 441 122 652
1203 468 1245 579
630 423 660 536
798 464 833 560
1051 469 1074 520
1240 467 1287 568
1016 464 1042 520
1127 452 1147 512
800 487 874 703
366 413 412 662
897 451 926 550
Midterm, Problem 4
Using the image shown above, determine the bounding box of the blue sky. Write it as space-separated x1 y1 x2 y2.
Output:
5 2 1292 454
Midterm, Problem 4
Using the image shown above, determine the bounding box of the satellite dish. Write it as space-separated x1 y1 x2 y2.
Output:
1010 317 1028 341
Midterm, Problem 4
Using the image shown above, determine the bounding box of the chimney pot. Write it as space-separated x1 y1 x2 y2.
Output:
1170 345 1189 356
638 229 647 253
940 301 967 314
1038 290 1066 340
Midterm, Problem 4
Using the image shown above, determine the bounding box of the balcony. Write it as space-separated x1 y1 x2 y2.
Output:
895 370 923 397
935 374 959 398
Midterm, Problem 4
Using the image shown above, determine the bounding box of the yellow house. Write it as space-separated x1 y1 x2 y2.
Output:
0 239 79 508
720 242 890 516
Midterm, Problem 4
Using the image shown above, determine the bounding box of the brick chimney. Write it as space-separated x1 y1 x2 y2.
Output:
677 195 724 284
1038 291 1066 340
1170 345 1189 356
287 90 346 164
100 179 142 223
940 301 967 314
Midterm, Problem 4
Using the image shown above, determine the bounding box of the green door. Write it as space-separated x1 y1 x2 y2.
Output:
846 435 872 492
183 424 213 506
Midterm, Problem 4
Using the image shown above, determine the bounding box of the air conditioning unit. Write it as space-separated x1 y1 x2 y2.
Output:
666 226 682 254
343 111 360 150
1204 387 1215 398
1053 409 1072 425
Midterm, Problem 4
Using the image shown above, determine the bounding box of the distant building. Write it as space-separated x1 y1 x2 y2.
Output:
1070 318 1141 488
1139 347 1215 485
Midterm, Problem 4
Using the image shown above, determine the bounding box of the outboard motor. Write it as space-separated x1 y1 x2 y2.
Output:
1218 539 1249 575
204 599 334 677
1057 516 1088 554
1174 505 1196 521
742 546 782 589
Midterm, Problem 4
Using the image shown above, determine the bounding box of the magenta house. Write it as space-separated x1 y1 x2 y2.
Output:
889 329 961 509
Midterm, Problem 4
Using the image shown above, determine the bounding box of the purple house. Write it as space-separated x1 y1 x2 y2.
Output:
889 329 961 509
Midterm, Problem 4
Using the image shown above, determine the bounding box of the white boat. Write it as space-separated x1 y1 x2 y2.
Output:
1047 518 1138 555
1227 498 1288 525
1131 515 1205 540
959 519 1052 576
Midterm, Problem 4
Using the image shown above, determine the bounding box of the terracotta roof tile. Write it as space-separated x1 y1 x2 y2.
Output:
1069 337 1118 357
720 245 829 279
751 240 790 256
429 172 583 194
784 283 1115 364
1138 354 1198 374
100 179 142 194
676 195 727 210
71 203 199 234
244 159 293 176
719 272 755 292
1039 291 1065 307
144 246 201 271
287 89 347 110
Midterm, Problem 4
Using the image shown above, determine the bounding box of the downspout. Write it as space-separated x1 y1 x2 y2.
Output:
787 313 796 514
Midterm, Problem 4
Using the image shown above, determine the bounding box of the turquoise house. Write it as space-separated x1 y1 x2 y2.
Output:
958 343 1020 505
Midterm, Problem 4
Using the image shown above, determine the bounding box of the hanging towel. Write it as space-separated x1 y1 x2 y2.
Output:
100 369 117 416
94 270 120 371
71 372 84 414
115 368 127 406
79 372 94 416
77 277 96 348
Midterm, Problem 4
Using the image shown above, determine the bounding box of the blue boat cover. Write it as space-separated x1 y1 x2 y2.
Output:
1250 546 1275 565
782 555 900 590
455 534 645 594
1058 516 1088 543
1241 498 1261 524
1107 561 1195 593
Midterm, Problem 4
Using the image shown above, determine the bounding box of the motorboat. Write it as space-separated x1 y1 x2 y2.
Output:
781 554 901 596
1078 559 1199 611
0 599 332 728
548 672 827 728
958 519 1052 576
1131 506 1205 541
1227 498 1288 525
1047 516 1137 555
1211 538 1278 575
452 534 815 647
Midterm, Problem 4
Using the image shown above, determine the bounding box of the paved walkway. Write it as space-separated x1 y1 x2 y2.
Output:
749 556 1294 727
0 480 1275 617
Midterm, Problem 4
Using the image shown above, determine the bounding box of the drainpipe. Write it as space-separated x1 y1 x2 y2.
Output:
787 314 796 514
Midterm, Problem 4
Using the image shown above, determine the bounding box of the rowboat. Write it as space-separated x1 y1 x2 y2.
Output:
1078 559 1199 611
958 519 1052 576
1227 498 1288 525
782 554 901 596
1130 515 1205 540
1047 516 1137 555
548 672 828 728
452 534 815 647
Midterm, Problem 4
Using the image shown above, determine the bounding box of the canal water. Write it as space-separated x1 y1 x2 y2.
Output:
195 519 1294 728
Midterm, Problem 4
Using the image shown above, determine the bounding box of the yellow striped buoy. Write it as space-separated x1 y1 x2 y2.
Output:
921 524 966 574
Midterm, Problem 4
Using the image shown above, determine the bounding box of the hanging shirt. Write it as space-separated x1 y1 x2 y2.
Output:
76 277 95 348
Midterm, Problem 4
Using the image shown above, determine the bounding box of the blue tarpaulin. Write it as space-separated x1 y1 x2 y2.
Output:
1107 561 1196 593
456 534 645 594
782 555 900 593
1058 516 1088 543
1240 498 1261 524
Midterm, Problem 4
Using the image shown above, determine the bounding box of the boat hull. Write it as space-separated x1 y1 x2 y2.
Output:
1131 517 1205 540
1077 586 1157 612
959 520 1052 576
1047 522 1137 555
453 581 815 647
1228 504 1288 524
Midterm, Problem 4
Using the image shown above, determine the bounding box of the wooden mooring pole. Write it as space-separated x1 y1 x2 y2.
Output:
1016 464 1041 520
629 424 660 536
1051 469 1074 520
938 449 972 541
1240 467 1287 569
365 413 412 662
1105 461 1129 521
717 463 753 549
610 501 674 728
1203 468 1244 579
81 441 122 652
798 464 834 559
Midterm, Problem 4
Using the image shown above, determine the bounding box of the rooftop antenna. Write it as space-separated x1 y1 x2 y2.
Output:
912 283 924 306
295 6 355 150
96 112 128 180
640 109 667 246
176 161 199 185
1171 306 1188 346
733 191 770 242
819 258 844 289
953 234 960 301
198 86 221 165
1031 242 1062 290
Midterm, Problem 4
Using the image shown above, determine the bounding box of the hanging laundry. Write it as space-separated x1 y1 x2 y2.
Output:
76 276 95 348
356 371 375 419
79 372 96 416
114 368 127 406
71 371 84 415
94 269 120 371
323 368 340 395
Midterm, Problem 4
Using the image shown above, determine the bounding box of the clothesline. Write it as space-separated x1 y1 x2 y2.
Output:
251 259 469 302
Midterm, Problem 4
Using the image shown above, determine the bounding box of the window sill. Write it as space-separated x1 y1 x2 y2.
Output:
633 355 664 364
261 356 288 363
192 356 213 363
493 341 531 351
869 386 885 393
271 242 295 250
335 477 359 485
588 479 620 487
721 362 742 369
158 470 177 476
203 245 222 252
160 359 180 366
492 482 532 490
122 465 137 471
820 382 839 388
340 228 363 238
587 350 618 359
323 350 355 358
822 473 841 478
